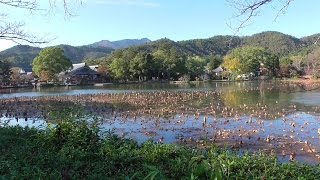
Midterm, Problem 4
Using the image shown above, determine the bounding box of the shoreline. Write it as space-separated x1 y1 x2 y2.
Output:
2 77 320 90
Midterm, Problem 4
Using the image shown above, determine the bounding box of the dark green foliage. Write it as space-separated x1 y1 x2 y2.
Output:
0 45 113 70
185 56 207 80
106 32 318 81
0 60 12 83
223 46 280 77
206 55 223 72
108 40 191 81
0 109 319 179
57 45 114 64
0 45 41 71
89 38 151 49
0 39 150 70
243 31 303 56
179 35 242 56
32 47 73 81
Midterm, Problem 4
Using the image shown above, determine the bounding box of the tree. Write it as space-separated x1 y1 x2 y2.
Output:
223 46 279 77
32 47 72 81
289 55 305 73
305 47 320 76
166 47 187 80
185 56 207 80
129 52 148 81
1 0 82 44
96 63 110 82
259 51 279 76
205 55 223 74
144 53 155 80
152 49 167 79
0 60 12 83
109 57 129 81
10 67 22 83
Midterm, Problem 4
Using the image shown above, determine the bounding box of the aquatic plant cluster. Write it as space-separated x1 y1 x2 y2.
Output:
1 81 320 178
1 111 320 179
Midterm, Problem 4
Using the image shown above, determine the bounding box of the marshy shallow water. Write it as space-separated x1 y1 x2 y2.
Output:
1 81 320 164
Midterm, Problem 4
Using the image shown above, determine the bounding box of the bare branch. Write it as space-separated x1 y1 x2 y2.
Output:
228 0 294 33
274 0 294 21
0 21 48 44
0 0 83 46
48 0 83 19
0 0 38 10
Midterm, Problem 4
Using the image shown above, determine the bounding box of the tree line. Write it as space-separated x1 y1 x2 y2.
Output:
3 40 320 84
100 44 279 82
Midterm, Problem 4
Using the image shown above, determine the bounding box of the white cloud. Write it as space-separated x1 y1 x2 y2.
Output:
93 0 160 8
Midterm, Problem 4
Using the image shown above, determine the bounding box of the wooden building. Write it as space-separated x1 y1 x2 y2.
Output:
61 63 100 85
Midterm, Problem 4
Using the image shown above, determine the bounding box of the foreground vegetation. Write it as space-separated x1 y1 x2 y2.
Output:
1 110 320 179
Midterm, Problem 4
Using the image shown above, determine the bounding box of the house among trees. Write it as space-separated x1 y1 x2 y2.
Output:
211 66 225 80
60 63 100 85
213 66 224 76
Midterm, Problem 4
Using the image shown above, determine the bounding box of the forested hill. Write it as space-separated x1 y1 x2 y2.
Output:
0 45 114 70
241 31 303 56
89 38 151 49
300 33 320 46
1 31 320 70
102 31 318 60
123 37 242 57
0 45 41 70
0 38 151 69
109 31 317 60
177 31 307 57
178 35 242 56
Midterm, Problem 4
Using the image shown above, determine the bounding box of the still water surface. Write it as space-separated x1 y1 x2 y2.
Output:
1 81 320 164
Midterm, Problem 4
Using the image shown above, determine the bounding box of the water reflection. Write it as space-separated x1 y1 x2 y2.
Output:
1 81 320 164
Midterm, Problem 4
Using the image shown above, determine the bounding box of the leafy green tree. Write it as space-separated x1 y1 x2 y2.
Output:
186 56 207 80
205 55 223 74
152 49 167 79
0 60 12 83
109 57 129 80
32 47 72 81
280 57 292 67
129 52 148 81
279 57 293 78
259 52 279 76
167 47 187 80
144 53 155 80
223 46 279 77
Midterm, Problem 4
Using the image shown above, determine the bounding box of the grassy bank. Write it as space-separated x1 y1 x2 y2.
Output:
1 117 320 179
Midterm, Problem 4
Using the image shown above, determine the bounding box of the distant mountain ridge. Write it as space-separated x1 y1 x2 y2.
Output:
88 38 151 49
0 38 152 70
126 31 312 58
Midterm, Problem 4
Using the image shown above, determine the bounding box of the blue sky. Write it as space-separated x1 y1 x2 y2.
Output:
1 0 320 51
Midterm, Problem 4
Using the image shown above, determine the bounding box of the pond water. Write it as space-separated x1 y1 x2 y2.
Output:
1 81 320 164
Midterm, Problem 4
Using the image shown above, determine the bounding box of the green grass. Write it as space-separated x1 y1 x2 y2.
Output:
1 111 320 179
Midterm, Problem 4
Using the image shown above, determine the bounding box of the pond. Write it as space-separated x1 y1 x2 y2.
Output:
1 81 320 164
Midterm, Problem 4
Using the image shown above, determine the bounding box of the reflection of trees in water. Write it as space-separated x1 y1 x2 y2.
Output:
220 81 320 116
277 82 320 93
222 90 259 107
1 81 320 121
221 81 295 114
